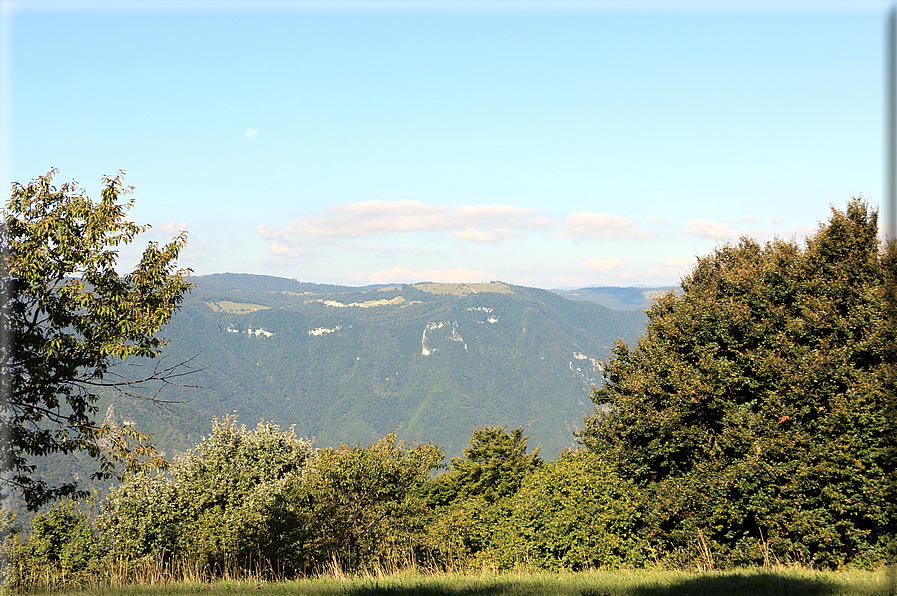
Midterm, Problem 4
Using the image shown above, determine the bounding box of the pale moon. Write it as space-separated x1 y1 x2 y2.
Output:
245 129 258 139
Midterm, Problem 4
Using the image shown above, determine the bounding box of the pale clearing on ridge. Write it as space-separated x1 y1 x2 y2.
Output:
313 296 418 308
204 300 271 313
415 281 515 296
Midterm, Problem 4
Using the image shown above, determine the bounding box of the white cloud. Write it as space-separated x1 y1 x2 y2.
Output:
176 241 210 263
576 257 625 273
255 224 282 239
269 243 311 258
358 266 492 285
257 200 552 259
345 242 403 253
142 220 188 238
680 218 734 239
453 228 517 243
637 256 697 283
266 200 553 239
647 216 674 225
558 212 656 239
157 220 189 234
551 275 587 288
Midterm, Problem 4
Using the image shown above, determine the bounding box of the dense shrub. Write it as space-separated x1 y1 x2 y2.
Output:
97 472 180 561
295 434 443 573
427 448 647 572
424 426 541 570
98 417 314 573
497 450 646 570
424 492 504 571
7 498 100 590
96 421 442 577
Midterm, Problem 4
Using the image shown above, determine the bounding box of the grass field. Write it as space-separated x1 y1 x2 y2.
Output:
26 568 895 596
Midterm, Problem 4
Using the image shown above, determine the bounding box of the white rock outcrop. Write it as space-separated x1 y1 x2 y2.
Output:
421 321 468 356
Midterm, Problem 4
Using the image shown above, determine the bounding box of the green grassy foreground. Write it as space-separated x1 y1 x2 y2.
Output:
27 568 896 596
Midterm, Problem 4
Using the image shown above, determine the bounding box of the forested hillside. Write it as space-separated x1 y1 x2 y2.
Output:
99 276 650 461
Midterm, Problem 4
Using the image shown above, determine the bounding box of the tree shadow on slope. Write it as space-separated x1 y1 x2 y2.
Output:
340 572 860 596
595 572 846 596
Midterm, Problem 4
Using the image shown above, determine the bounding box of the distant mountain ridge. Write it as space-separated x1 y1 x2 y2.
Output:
17 274 658 524
99 274 649 461
551 286 679 311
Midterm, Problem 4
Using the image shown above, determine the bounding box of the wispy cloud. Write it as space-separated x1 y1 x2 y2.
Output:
263 200 553 239
257 200 552 258
552 254 697 289
640 256 697 284
680 218 734 239
256 224 281 239
142 220 189 238
647 216 674 225
357 266 493 285
575 257 625 273
344 242 403 253
158 220 189 233
558 212 656 239
269 243 313 258
453 228 517 243
551 275 587 288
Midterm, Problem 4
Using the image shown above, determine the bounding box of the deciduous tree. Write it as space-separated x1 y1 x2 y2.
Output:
1 169 193 510
430 425 542 506
580 198 896 568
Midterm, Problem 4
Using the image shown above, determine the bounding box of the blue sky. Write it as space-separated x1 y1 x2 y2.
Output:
1 1 888 288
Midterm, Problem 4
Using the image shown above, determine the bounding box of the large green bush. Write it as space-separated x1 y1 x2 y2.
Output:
98 417 314 573
96 472 179 561
497 450 646 570
427 448 646 572
98 422 442 577
295 434 443 573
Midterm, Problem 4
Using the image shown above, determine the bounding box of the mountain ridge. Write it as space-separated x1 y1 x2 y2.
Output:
16 274 661 524
120 274 653 460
